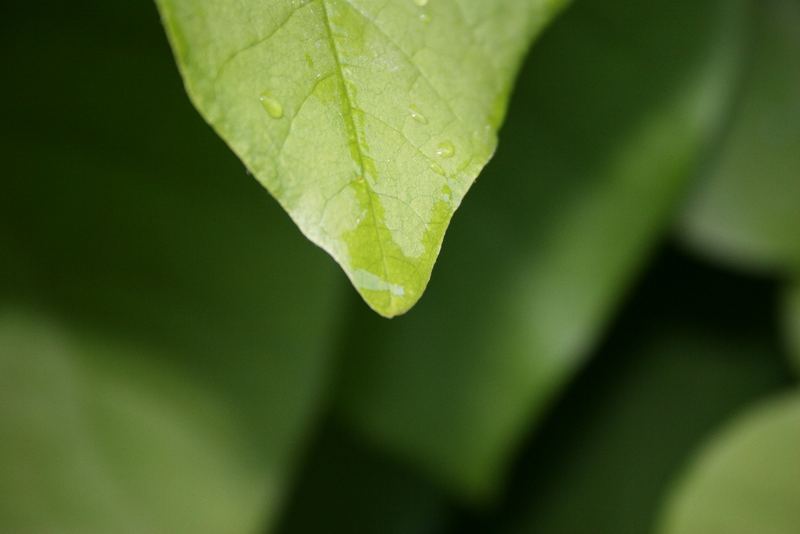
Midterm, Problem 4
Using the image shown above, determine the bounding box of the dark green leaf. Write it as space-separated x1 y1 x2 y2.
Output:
658 393 800 534
455 251 792 534
680 0 800 273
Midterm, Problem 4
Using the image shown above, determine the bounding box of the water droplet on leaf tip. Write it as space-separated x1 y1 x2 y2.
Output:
419 12 431 23
435 140 455 158
259 93 284 119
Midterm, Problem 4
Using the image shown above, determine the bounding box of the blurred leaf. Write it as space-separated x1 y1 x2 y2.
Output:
2 3 341 531
454 250 793 534
657 392 800 534
276 421 449 534
680 0 800 273
0 312 267 533
335 0 747 499
154 0 566 317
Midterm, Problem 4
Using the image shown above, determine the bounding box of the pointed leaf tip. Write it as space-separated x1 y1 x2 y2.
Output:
155 0 567 315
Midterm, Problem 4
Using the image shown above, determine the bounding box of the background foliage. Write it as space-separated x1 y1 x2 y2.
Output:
2 0 798 532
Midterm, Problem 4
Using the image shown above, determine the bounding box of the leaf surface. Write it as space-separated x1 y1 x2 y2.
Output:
658 393 800 534
680 0 800 273
155 0 566 316
335 0 747 498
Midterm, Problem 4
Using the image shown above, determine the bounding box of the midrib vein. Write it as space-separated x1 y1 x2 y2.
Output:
319 0 366 178
319 0 393 298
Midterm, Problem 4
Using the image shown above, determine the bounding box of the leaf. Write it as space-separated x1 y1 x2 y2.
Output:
154 0 567 317
1 3 341 530
680 0 800 273
334 0 748 498
657 392 800 534
464 250 792 534
0 312 268 533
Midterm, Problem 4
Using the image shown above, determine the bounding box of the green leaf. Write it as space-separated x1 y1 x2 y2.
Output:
334 0 747 498
0 312 268 533
476 253 792 534
154 0 567 317
657 392 800 534
680 0 800 273
785 283 800 375
1 4 341 530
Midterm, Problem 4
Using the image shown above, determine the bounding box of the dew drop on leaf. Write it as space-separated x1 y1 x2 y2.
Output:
259 92 284 119
409 105 428 124
413 0 429 6
429 162 446 176
435 141 455 158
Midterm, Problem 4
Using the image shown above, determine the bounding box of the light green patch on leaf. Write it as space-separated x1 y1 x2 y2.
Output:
335 0 747 499
154 0 567 317
658 392 800 534
680 0 800 273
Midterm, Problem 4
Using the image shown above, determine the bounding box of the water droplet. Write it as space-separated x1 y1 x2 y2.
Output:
435 140 455 158
409 105 428 124
419 12 431 23
430 162 446 176
259 92 284 119
413 0 429 6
